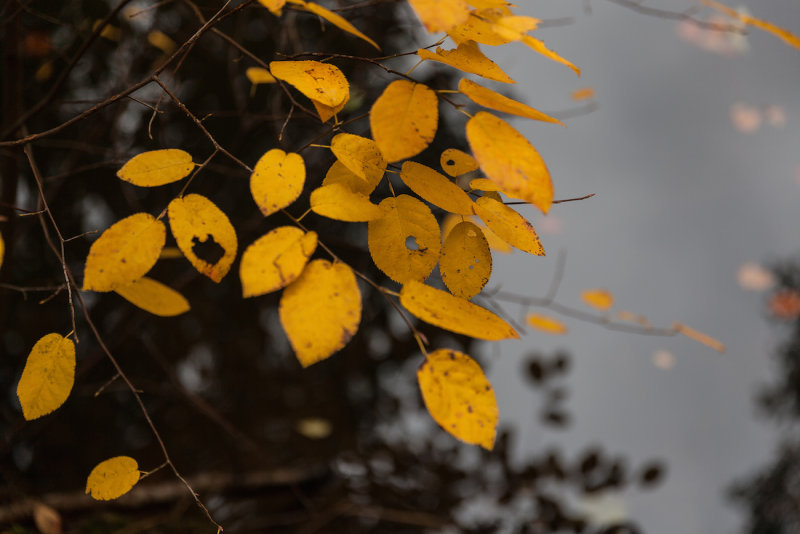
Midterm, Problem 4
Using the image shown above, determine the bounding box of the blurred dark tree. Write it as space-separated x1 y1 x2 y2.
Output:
1 1 664 532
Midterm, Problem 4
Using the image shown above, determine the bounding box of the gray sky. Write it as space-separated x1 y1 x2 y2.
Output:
471 1 800 532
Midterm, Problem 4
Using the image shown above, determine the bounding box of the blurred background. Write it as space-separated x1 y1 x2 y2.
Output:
1 0 799 533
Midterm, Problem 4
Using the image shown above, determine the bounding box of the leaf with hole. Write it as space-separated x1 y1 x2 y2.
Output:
441 148 478 177
368 195 441 283
168 194 238 283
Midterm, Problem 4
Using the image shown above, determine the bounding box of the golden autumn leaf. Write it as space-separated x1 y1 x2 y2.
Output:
370 80 439 162
441 213 512 253
258 0 287 16
330 133 387 184
440 148 479 178
116 149 194 187
16 333 75 421
322 160 381 196
400 281 518 340
581 289 614 310
300 1 380 50
168 194 238 283
85 456 140 501
114 277 190 317
459 79 563 125
279 260 361 367
368 195 441 283
472 196 544 255
417 40 515 83
526 313 567 335
466 111 553 213
408 0 470 33
83 213 166 292
417 349 498 449
147 30 176 54
241 227 318 298
250 149 306 217
400 161 474 215
440 221 492 299
310 184 385 222
521 35 581 75
448 7 514 46
269 60 349 107
468 177 500 191
245 67 277 85
488 14 540 41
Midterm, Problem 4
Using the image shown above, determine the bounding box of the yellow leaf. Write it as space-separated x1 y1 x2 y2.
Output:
370 80 439 162
521 35 580 75
330 133 387 183
322 160 381 196
673 322 726 353
368 195 440 283
581 289 614 310
312 97 347 123
704 0 800 50
280 260 361 367
83 213 166 292
310 184 385 222
147 30 176 54
459 79 563 125
489 15 540 41
85 456 140 501
440 148 479 177
571 87 595 101
408 0 470 33
246 67 277 85
448 7 514 46
258 0 286 15
472 196 544 255
440 221 492 299
16 333 75 420
240 227 318 298
441 213 511 253
114 277 190 317
301 1 380 50
399 161 474 215
466 112 553 213
116 149 194 187
526 313 567 334
168 194 238 283
401 281 518 340
417 349 498 449
468 177 500 191
417 40 515 83
269 60 349 107
250 149 306 217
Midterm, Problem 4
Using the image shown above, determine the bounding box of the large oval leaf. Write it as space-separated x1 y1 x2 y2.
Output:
240 227 318 297
250 149 306 217
368 195 440 284
370 80 438 162
116 149 194 187
418 349 498 449
440 221 492 299
168 194 238 282
86 456 140 501
83 213 166 292
279 260 361 367
16 333 75 420
114 277 190 317
467 112 553 213
400 281 518 340
269 60 349 107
